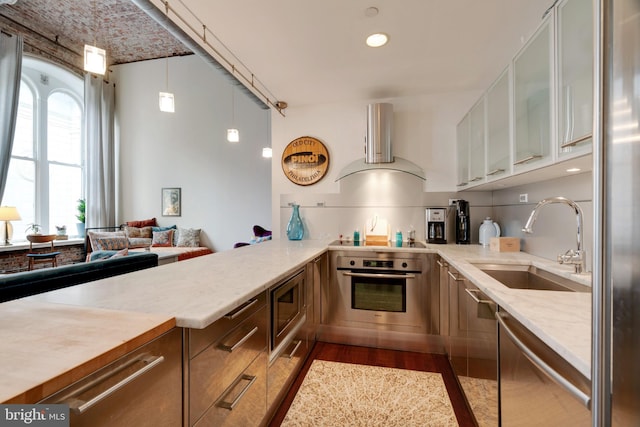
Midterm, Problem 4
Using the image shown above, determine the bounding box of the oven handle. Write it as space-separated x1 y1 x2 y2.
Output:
341 272 416 279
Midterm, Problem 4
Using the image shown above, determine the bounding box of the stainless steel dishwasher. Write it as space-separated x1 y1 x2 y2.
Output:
40 328 182 426
497 312 591 426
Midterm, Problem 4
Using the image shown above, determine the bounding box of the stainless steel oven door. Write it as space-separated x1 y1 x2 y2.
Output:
330 255 427 333
270 269 305 351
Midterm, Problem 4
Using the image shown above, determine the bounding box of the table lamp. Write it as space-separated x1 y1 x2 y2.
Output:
0 206 21 245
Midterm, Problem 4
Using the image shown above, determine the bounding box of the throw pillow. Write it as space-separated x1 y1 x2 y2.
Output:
152 229 175 247
127 237 152 248
124 225 152 238
88 231 128 252
126 218 157 228
176 227 201 247
153 225 177 245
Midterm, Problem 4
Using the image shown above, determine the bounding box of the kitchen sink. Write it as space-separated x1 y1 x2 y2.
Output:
471 263 590 292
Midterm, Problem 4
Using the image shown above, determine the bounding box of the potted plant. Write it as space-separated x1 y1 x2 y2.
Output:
25 223 42 235
76 198 86 237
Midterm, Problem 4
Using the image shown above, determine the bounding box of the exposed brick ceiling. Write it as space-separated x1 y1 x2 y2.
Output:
0 0 191 73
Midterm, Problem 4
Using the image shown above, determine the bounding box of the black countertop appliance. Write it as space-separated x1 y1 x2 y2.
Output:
455 200 470 244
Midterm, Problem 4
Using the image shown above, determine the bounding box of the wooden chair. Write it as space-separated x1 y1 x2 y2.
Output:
26 234 61 271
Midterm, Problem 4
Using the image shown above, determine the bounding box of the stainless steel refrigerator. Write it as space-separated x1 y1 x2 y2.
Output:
593 0 640 425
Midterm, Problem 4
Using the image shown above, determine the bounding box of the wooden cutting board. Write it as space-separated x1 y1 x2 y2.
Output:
0 299 175 404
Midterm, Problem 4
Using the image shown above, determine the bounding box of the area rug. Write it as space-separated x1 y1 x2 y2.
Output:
280 360 459 427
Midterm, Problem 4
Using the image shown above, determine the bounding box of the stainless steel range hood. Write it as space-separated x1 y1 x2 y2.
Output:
335 103 426 181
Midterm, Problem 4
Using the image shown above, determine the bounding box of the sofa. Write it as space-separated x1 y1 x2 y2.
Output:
85 219 213 263
0 252 158 303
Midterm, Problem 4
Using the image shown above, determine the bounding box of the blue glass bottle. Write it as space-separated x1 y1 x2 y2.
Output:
286 204 304 240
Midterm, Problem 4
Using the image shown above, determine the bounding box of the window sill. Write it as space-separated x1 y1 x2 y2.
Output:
0 238 85 253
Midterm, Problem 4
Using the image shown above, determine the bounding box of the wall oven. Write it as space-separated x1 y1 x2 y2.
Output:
270 269 305 353
325 250 429 334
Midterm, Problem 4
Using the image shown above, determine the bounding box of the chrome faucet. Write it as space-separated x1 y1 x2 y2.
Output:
522 196 586 274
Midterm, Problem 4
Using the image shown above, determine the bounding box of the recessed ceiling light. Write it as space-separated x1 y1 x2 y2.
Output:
566 167 581 173
365 7 379 17
366 33 388 48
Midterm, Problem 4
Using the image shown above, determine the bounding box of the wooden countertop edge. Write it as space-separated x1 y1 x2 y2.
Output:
3 317 176 404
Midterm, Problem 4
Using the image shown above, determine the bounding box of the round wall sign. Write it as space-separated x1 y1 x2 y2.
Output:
281 136 330 186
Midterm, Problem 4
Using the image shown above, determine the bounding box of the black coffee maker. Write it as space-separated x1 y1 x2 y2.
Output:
455 200 470 244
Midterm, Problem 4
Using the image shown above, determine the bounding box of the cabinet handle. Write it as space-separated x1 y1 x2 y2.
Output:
224 298 258 320
218 326 258 352
216 374 257 410
447 271 464 282
513 154 543 166
67 354 165 414
560 133 592 149
486 168 505 176
283 339 303 359
465 288 493 305
495 312 591 409
436 260 448 268
456 182 468 187
470 176 483 182
342 272 416 280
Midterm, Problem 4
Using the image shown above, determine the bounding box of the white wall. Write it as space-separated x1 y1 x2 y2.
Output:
271 91 484 241
489 172 593 269
111 55 271 252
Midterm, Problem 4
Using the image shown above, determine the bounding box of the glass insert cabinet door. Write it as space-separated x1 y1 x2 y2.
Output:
513 16 553 170
456 114 470 188
557 0 593 157
486 68 511 180
468 98 486 185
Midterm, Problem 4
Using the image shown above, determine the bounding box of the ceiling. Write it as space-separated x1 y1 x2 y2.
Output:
1 0 553 108
0 0 190 71
169 0 553 107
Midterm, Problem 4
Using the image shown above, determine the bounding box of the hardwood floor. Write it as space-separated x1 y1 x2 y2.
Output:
269 341 477 426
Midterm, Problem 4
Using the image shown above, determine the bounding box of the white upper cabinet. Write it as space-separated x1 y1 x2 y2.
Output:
468 98 486 184
486 68 511 181
557 0 593 158
454 1 593 191
456 114 470 188
513 16 554 172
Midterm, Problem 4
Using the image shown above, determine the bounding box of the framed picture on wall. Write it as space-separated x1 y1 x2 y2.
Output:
162 188 181 217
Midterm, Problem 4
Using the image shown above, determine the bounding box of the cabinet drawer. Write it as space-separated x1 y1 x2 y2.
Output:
189 305 267 425
267 334 307 411
190 291 266 358
194 351 267 427
40 328 182 427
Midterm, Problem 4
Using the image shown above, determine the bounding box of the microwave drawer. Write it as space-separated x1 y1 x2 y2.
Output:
190 291 267 358
193 351 267 427
189 305 267 425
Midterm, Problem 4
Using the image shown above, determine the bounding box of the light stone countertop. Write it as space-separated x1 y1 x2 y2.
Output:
27 238 591 381
29 239 330 329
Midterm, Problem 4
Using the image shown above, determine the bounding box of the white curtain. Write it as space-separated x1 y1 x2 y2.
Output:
84 74 116 228
0 31 22 204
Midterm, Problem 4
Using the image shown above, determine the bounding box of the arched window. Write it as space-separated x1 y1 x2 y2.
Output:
3 57 84 241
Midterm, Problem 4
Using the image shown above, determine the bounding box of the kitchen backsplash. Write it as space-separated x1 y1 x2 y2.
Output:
280 170 593 271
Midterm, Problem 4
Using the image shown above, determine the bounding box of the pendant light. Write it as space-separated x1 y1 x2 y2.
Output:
159 2 175 113
227 86 239 142
159 56 175 113
83 0 106 75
